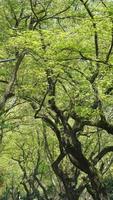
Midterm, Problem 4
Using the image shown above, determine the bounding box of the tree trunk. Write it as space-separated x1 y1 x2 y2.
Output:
87 167 109 200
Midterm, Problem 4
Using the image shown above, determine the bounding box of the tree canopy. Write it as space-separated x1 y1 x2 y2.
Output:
1 0 113 200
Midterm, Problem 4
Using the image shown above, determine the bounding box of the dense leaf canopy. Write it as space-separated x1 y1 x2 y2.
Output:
1 0 113 200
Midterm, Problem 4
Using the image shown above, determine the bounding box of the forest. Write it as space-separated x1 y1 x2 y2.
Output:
1 0 113 199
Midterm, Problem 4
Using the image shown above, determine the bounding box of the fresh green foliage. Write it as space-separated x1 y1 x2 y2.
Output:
1 0 113 200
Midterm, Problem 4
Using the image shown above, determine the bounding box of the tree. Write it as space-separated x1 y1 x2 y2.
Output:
1 0 113 199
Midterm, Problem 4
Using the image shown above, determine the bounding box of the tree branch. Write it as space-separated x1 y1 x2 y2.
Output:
0 51 25 110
